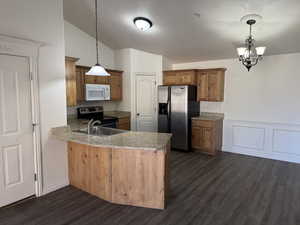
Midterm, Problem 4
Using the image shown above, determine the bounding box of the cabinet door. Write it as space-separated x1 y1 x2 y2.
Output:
201 127 213 150
208 71 224 101
85 75 97 84
109 72 122 101
163 73 178 85
65 58 78 106
68 142 90 192
96 76 109 84
192 127 202 149
117 117 130 130
76 67 87 103
177 71 196 85
197 72 209 101
90 147 112 201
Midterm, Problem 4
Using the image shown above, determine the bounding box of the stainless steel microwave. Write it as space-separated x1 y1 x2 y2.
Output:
85 84 110 101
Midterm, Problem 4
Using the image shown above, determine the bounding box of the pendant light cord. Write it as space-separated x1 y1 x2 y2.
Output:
95 0 99 65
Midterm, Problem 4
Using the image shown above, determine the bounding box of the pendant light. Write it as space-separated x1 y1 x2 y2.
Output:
86 0 110 76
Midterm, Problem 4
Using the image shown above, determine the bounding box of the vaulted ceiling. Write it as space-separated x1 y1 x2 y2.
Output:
63 0 300 63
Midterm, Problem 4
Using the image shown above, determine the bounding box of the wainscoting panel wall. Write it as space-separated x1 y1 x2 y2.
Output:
223 120 300 164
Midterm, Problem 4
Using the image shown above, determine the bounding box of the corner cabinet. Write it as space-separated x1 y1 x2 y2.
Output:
74 65 123 102
65 57 79 106
163 68 226 102
197 68 225 102
191 119 223 156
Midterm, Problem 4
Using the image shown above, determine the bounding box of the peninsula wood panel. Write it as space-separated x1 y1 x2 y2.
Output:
111 148 167 209
68 142 90 191
67 142 169 209
89 146 112 201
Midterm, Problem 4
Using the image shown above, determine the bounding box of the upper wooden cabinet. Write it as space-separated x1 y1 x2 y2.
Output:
65 57 79 107
197 68 225 102
163 68 226 102
163 70 197 85
107 70 122 101
75 66 123 102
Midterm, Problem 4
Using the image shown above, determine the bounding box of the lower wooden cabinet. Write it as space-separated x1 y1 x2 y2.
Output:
191 119 223 155
117 117 130 130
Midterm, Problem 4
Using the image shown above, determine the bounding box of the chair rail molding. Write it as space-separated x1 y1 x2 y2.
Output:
223 119 300 164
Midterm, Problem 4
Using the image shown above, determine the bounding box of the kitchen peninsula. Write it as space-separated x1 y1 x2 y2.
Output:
52 126 171 209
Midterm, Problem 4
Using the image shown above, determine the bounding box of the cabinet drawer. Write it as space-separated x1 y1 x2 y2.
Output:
192 119 214 128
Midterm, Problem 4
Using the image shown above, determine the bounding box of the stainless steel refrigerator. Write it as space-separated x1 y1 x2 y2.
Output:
158 85 199 151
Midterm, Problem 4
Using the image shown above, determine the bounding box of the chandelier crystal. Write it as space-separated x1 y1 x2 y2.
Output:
237 19 266 71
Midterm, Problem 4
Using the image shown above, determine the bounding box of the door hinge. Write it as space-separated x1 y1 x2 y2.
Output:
29 71 33 81
34 173 37 182
32 123 37 132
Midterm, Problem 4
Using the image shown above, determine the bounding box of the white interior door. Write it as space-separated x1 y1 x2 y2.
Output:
0 55 35 207
136 75 157 132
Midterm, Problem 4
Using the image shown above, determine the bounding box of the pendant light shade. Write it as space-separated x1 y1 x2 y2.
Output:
86 64 110 76
86 0 110 76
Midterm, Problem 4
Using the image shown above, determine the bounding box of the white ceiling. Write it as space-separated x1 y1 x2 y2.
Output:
63 0 300 63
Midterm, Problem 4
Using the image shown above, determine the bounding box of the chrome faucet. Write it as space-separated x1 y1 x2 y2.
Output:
87 119 102 135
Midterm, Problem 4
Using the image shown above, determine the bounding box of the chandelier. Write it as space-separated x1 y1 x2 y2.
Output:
237 19 266 71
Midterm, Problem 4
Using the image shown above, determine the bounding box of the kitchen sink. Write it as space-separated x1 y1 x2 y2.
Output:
73 126 127 136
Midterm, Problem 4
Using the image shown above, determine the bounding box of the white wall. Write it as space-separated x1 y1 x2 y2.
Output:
173 53 300 163
0 0 68 193
115 48 163 130
64 20 117 111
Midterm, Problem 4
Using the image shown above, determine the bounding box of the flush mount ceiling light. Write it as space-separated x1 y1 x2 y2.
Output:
133 17 153 31
237 15 266 71
86 0 110 76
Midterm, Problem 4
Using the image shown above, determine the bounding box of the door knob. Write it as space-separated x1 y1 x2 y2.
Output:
136 113 140 116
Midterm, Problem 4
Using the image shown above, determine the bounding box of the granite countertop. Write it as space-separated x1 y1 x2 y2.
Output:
104 111 131 119
192 112 224 121
51 126 171 151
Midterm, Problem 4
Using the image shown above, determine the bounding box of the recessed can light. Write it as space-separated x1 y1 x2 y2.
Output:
133 17 153 31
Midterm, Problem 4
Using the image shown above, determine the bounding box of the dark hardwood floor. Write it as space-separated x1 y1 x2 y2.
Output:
1 151 300 225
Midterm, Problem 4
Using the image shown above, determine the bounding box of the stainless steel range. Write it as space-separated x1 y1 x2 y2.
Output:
77 106 118 128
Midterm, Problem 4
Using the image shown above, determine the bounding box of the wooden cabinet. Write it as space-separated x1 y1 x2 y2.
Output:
108 70 122 101
74 66 123 102
197 68 225 102
117 117 130 130
191 119 223 156
163 70 197 85
68 142 112 201
163 68 226 102
68 141 170 209
65 57 79 106
75 66 88 103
